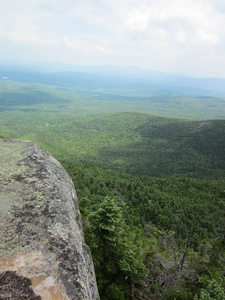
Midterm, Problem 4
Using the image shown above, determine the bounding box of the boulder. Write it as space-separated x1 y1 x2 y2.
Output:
0 139 100 299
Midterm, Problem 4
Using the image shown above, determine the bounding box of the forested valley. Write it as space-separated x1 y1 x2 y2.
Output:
0 69 225 299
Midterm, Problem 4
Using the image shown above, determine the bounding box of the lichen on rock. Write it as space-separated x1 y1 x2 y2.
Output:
0 139 99 300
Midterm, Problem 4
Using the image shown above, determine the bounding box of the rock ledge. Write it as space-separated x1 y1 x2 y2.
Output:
0 139 99 300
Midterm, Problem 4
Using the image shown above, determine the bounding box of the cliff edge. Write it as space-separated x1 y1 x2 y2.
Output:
0 139 99 299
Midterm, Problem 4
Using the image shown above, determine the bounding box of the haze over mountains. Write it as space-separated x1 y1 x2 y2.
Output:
0 63 225 178
1 63 225 97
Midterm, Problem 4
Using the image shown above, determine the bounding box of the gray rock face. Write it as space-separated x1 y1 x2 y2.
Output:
0 139 100 299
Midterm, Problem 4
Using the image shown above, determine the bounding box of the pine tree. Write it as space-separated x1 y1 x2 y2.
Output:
86 196 147 299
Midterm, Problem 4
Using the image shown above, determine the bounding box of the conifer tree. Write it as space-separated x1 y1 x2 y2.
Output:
86 196 147 299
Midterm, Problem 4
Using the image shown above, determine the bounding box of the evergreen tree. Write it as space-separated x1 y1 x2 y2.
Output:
86 196 147 299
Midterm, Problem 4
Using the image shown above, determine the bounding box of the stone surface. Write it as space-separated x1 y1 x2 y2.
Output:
0 139 99 299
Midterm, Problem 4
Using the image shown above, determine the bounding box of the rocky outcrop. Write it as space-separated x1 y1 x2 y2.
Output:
0 139 99 299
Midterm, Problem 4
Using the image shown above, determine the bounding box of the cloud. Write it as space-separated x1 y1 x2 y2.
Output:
63 36 90 51
1 0 225 76
122 0 224 46
94 45 113 54
9 31 60 47
112 0 225 73
2 0 224 48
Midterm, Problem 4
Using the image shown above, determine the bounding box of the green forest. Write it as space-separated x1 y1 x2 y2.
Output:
62 161 225 299
0 74 225 299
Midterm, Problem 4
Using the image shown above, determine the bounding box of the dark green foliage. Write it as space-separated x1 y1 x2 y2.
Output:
198 279 225 300
62 161 225 299
63 161 225 244
85 196 147 299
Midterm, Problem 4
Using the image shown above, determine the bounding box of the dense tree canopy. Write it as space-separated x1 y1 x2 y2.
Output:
61 161 225 299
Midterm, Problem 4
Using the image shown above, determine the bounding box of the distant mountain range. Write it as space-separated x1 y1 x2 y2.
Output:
1 63 225 97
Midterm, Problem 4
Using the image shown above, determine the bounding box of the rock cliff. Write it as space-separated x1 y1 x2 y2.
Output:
0 139 100 299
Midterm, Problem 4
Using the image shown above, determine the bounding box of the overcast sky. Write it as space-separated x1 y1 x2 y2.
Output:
1 0 225 77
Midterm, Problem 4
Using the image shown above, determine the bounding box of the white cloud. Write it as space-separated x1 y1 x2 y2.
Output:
9 31 60 47
122 0 224 46
0 0 225 76
63 36 90 51
94 45 113 54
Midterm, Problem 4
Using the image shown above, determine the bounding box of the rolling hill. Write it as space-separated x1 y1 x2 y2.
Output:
1 110 225 178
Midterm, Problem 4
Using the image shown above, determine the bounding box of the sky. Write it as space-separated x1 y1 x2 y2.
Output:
0 0 225 77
